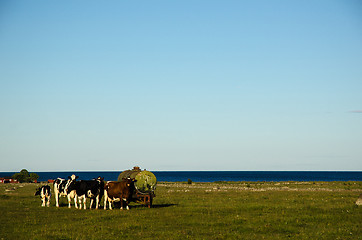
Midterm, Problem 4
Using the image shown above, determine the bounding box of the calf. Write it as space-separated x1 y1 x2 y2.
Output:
53 175 78 208
65 177 104 209
35 185 51 207
104 178 134 210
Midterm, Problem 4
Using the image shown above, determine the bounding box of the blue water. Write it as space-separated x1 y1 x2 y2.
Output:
1 171 361 182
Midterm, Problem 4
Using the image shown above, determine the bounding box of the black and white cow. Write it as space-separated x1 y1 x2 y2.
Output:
35 185 51 207
65 176 104 209
53 175 78 208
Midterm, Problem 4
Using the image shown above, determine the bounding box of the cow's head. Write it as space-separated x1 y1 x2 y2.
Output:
96 176 104 182
64 175 78 193
123 177 135 187
35 187 41 196
69 174 78 181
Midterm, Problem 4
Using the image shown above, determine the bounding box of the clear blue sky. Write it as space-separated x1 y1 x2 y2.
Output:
1 0 361 171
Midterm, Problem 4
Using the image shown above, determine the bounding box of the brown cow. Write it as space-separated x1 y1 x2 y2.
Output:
104 178 134 210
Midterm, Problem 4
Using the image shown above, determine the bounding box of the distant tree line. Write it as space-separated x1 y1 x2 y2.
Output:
12 169 39 183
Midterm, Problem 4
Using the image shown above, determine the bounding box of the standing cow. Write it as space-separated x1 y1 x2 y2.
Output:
53 175 78 208
65 176 104 209
104 178 134 210
35 185 51 207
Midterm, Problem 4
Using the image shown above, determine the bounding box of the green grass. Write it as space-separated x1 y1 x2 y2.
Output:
1 181 361 239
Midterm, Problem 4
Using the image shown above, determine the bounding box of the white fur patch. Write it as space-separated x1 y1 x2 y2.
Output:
87 190 94 198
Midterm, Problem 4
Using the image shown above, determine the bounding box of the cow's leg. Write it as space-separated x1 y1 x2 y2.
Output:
104 197 107 210
120 198 123 210
83 197 87 209
108 199 113 210
90 198 94 209
46 196 50 207
95 196 99 209
68 192 78 209
103 190 108 210
68 192 75 208
78 196 83 209
68 194 72 208
55 192 59 207
74 195 78 209
123 198 129 210
41 196 46 207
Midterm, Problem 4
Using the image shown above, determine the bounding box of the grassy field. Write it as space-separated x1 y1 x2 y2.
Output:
1 181 361 240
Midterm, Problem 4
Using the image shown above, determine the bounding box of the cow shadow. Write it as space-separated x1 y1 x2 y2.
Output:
150 203 177 208
125 203 177 209
58 202 69 207
56 200 177 209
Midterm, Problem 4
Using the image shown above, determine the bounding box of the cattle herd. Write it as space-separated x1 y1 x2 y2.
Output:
35 175 135 210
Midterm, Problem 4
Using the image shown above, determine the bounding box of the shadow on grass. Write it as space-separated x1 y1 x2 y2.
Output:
57 200 177 209
58 202 69 207
150 203 177 208
116 203 177 209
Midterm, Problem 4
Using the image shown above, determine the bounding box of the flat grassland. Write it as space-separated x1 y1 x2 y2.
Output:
1 181 361 240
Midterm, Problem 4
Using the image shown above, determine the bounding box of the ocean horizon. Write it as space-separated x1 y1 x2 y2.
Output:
1 171 361 182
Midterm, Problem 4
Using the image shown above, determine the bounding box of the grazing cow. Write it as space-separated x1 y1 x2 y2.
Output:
53 175 78 208
104 178 134 210
35 185 51 207
65 176 104 209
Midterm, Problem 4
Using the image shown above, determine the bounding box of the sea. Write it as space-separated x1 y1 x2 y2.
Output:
1 171 361 182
